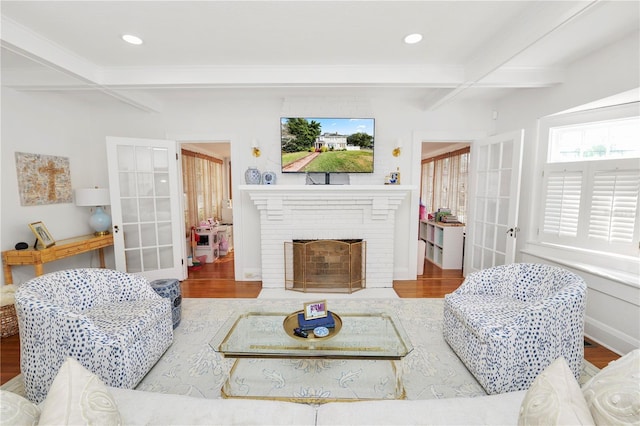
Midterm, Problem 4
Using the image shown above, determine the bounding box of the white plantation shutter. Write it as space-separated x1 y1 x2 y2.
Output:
588 170 640 243
543 170 583 237
540 159 639 255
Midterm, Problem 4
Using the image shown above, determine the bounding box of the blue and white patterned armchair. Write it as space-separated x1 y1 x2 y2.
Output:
15 268 174 403
443 263 587 395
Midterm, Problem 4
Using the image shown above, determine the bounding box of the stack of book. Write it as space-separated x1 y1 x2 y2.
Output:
435 208 451 222
297 312 336 331
441 215 462 224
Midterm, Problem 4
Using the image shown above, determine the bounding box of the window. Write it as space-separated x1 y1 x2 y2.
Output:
548 116 640 163
182 149 224 233
539 103 640 257
421 147 470 223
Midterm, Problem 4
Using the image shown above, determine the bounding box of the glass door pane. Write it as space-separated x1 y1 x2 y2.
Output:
106 137 186 281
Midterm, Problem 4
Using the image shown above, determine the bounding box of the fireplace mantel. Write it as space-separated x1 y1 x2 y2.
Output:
240 185 412 220
239 184 414 194
240 185 414 289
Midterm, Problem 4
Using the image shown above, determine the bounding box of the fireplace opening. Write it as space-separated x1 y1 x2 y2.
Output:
284 239 366 293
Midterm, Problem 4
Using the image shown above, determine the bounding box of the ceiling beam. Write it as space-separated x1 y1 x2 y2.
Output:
6 63 560 91
477 67 564 88
1 17 163 113
97 64 465 88
422 0 600 110
1 17 98 82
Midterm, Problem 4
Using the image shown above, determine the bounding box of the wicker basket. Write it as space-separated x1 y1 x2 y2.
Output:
1 304 19 338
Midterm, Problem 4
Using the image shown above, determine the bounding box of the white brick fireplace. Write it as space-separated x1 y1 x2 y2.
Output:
240 185 410 289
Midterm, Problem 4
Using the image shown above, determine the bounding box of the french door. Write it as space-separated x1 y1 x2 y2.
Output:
106 136 186 281
464 130 524 275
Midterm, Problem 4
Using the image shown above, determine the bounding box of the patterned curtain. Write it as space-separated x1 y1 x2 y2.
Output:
182 149 223 234
420 147 470 223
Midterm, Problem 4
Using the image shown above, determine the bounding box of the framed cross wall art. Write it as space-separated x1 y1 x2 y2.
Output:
15 152 72 206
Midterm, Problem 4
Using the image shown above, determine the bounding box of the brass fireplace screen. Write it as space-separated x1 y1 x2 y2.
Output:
284 239 366 293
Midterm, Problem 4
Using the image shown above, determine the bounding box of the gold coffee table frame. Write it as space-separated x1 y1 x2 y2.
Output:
210 309 413 402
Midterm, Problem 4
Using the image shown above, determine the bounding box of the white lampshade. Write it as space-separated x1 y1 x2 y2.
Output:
75 188 110 207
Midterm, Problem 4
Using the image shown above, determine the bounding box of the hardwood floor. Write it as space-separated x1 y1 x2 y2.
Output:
394 261 465 297
181 252 261 298
0 255 620 385
1 333 19 386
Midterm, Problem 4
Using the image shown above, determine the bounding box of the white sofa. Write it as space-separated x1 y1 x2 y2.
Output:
2 351 638 425
108 387 527 425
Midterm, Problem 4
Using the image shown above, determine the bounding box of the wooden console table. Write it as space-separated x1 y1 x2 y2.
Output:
2 234 114 284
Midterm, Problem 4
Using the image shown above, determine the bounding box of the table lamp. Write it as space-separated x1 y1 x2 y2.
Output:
75 188 111 236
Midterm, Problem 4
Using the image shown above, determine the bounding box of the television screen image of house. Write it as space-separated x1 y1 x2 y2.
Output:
281 117 374 173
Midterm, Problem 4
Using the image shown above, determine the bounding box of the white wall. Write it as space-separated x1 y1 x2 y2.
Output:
2 88 494 285
161 95 494 281
1 89 166 285
494 31 640 355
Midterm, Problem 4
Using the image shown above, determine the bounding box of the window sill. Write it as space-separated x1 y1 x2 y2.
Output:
521 242 639 288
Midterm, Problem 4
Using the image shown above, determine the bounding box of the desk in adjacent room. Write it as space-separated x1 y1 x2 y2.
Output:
2 234 114 284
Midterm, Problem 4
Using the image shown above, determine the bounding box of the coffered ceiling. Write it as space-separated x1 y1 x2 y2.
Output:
1 1 638 112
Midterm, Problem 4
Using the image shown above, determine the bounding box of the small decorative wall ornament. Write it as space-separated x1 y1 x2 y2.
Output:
15 152 72 206
251 139 261 158
245 139 262 184
392 138 402 157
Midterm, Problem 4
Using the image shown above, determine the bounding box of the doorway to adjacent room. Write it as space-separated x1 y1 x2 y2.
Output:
180 141 234 280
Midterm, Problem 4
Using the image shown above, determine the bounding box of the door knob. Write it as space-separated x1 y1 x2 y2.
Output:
506 227 520 237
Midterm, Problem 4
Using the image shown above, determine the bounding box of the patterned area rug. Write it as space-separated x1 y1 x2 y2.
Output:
2 298 599 401
140 298 599 400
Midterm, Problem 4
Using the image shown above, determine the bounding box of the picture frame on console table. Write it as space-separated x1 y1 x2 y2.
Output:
304 300 328 320
29 221 55 248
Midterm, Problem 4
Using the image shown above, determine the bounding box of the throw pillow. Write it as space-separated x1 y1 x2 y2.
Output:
518 356 594 426
0 390 40 425
38 357 121 425
582 348 640 425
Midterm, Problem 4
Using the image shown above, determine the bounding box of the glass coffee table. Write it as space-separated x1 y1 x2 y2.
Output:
210 309 413 402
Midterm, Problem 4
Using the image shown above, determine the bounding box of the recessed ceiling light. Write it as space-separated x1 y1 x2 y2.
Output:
404 33 423 44
122 34 143 45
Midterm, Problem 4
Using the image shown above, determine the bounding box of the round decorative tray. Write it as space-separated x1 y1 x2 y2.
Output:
283 310 342 341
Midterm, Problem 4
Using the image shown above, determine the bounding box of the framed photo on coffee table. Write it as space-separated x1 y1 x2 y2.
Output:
304 300 327 320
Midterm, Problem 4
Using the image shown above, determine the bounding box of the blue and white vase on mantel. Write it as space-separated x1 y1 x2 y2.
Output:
245 167 262 184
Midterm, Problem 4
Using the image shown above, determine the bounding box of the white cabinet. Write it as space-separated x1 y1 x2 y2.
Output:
419 221 465 269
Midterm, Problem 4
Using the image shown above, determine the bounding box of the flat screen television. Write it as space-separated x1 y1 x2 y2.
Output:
281 117 375 174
